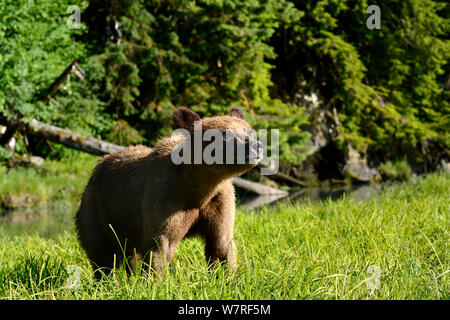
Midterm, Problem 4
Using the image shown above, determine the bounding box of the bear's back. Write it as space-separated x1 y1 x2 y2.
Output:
98 145 153 167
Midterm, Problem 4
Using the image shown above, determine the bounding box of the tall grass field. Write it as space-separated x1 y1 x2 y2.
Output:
0 157 448 299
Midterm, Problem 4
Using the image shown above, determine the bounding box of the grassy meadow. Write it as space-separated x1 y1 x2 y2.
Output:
0 156 448 300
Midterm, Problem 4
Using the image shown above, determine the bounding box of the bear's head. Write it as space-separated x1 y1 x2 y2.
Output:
172 107 263 178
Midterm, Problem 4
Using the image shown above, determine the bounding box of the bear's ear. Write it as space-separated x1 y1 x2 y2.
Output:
229 107 245 120
173 107 201 131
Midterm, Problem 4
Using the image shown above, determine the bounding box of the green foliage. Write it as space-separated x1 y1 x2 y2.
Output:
248 107 312 164
379 160 413 181
271 0 450 163
38 57 114 137
1 0 448 168
0 146 11 160
0 0 85 120
107 119 145 146
84 0 311 161
0 0 113 157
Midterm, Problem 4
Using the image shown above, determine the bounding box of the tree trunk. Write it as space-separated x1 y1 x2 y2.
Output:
232 177 288 196
0 116 124 156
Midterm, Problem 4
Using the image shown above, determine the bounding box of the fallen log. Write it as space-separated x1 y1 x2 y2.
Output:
239 193 288 210
256 162 310 187
232 177 289 196
27 119 125 155
0 115 124 156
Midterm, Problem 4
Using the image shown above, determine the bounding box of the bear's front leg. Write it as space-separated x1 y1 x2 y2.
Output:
200 188 237 271
146 235 179 277
144 209 199 277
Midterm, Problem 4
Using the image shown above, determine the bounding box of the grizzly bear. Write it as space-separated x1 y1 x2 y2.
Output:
75 107 263 279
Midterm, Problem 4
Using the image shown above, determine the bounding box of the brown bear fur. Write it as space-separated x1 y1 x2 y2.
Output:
75 107 260 279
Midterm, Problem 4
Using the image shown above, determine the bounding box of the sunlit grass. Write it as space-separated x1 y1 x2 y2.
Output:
0 153 97 205
0 169 448 299
0 156 450 299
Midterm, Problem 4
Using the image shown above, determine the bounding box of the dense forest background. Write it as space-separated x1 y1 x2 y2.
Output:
0 0 449 185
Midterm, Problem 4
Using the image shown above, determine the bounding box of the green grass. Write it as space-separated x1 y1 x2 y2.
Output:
0 159 448 299
0 153 97 206
0 154 98 238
